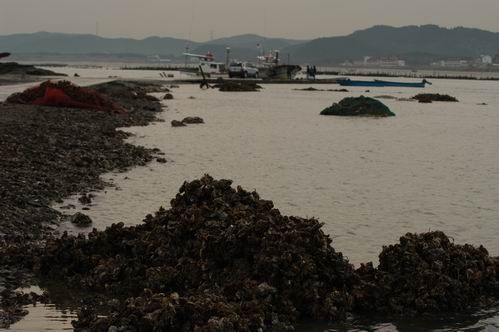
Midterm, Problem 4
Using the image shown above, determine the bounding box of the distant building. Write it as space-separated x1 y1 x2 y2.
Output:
480 55 493 65
380 58 406 67
431 59 469 68
342 56 406 67
494 55 499 66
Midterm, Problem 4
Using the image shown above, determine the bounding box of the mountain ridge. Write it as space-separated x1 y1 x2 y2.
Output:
2 25 499 65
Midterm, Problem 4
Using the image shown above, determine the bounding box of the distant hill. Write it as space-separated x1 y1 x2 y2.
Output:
283 25 499 65
209 34 304 50
2 26 499 65
0 32 304 62
0 32 195 57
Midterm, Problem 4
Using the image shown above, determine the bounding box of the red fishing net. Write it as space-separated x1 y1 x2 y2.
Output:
6 81 127 115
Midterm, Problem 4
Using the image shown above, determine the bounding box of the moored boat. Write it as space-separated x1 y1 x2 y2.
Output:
260 64 302 80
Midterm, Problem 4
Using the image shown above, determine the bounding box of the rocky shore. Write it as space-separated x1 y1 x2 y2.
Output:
0 79 167 327
34 176 499 331
0 62 65 77
0 62 66 86
1 80 498 331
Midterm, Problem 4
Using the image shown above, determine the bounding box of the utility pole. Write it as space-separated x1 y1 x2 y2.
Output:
185 45 190 68
225 47 231 68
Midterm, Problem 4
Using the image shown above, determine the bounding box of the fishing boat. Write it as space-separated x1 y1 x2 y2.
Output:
256 50 301 80
260 64 302 80
337 78 431 88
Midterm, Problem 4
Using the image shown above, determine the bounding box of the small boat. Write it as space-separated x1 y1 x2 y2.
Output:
337 78 431 88
260 64 302 80
256 49 301 80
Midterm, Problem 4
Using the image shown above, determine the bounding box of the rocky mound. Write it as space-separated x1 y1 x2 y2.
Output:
216 81 262 92
412 93 459 103
321 96 395 117
181 116 204 124
172 117 204 127
0 62 66 76
6 174 496 331
354 231 498 316
6 81 127 115
374 95 397 99
40 175 356 331
171 120 186 127
91 80 167 122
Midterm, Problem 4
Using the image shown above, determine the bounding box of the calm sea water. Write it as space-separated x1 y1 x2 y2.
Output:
2 70 499 331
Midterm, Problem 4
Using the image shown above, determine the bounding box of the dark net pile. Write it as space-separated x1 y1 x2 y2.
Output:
320 96 395 117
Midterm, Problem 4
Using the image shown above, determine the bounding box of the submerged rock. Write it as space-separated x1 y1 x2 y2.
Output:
321 96 395 117
295 87 321 91
294 87 349 92
181 116 204 124
217 81 262 92
412 93 458 103
171 120 186 127
78 193 92 205
374 95 397 99
69 212 92 227
397 97 417 102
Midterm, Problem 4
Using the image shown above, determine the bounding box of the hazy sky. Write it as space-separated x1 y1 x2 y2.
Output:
1 0 499 41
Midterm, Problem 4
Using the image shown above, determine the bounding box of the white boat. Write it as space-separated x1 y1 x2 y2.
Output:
198 60 226 75
182 51 225 76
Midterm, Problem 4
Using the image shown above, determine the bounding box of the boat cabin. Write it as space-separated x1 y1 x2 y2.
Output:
199 61 225 75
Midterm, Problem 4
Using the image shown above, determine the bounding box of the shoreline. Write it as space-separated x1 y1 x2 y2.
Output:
0 79 169 327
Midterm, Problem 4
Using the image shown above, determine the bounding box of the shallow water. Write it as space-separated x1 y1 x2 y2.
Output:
5 287 76 331
3 75 499 331
60 78 499 265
